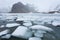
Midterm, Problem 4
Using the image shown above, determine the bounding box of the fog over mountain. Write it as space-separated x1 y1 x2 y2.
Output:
10 2 37 13
0 0 60 12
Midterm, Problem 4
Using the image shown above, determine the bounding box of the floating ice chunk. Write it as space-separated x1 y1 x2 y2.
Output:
34 30 46 37
1 34 11 39
6 16 16 20
33 21 43 25
24 20 31 22
52 21 60 26
30 25 53 32
23 22 32 27
0 29 10 36
34 32 43 37
32 30 46 37
42 18 54 24
6 23 20 27
36 30 46 33
42 20 52 24
16 18 24 21
0 25 5 28
29 37 41 40
12 26 32 39
23 21 32 27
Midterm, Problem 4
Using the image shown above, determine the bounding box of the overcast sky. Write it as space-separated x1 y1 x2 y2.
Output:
0 0 60 12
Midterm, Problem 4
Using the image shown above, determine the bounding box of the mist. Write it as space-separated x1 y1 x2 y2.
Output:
0 0 60 12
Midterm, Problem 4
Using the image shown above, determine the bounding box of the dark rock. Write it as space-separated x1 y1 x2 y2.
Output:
10 2 30 13
10 2 37 13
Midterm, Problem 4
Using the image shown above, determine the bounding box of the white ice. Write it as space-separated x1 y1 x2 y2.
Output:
12 26 32 39
1 34 11 39
0 29 9 36
30 25 53 32
34 32 44 37
29 37 41 40
0 25 5 28
23 21 32 27
16 18 25 21
6 23 20 27
52 21 60 26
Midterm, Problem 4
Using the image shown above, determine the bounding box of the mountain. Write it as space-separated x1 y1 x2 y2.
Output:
10 2 37 13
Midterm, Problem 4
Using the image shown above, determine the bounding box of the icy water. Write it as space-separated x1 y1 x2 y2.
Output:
0 13 60 40
0 13 60 20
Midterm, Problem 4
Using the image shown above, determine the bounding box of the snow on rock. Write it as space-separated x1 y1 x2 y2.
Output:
0 29 10 36
6 23 20 28
30 25 53 32
1 34 11 39
52 21 60 26
12 26 33 39
29 37 41 40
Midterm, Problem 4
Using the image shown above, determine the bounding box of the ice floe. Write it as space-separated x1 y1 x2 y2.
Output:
52 21 60 26
23 21 32 27
33 30 46 37
1 34 11 39
0 25 5 28
0 29 10 36
29 37 41 40
30 25 53 32
12 26 33 39
6 23 20 27
34 32 44 37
